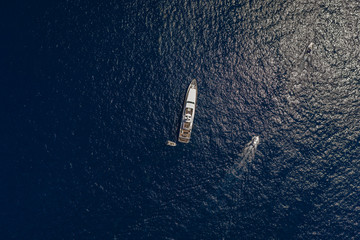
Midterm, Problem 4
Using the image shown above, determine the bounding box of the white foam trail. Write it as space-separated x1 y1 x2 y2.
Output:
207 136 260 210
297 42 315 72
230 136 260 177
204 136 261 239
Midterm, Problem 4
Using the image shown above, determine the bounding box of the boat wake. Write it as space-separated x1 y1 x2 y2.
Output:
202 136 260 237
231 136 259 176
206 136 260 212
297 42 315 72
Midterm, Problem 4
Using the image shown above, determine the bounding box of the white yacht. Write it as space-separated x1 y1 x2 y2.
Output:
178 79 197 143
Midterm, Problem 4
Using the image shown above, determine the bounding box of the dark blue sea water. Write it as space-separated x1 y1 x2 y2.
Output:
2 0 360 239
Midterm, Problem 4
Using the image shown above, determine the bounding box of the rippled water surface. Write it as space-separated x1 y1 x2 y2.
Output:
3 0 360 239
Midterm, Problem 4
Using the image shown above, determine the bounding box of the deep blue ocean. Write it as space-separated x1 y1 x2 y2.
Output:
2 0 360 239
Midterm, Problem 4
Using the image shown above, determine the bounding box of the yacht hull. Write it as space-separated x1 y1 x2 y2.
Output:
178 79 197 143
